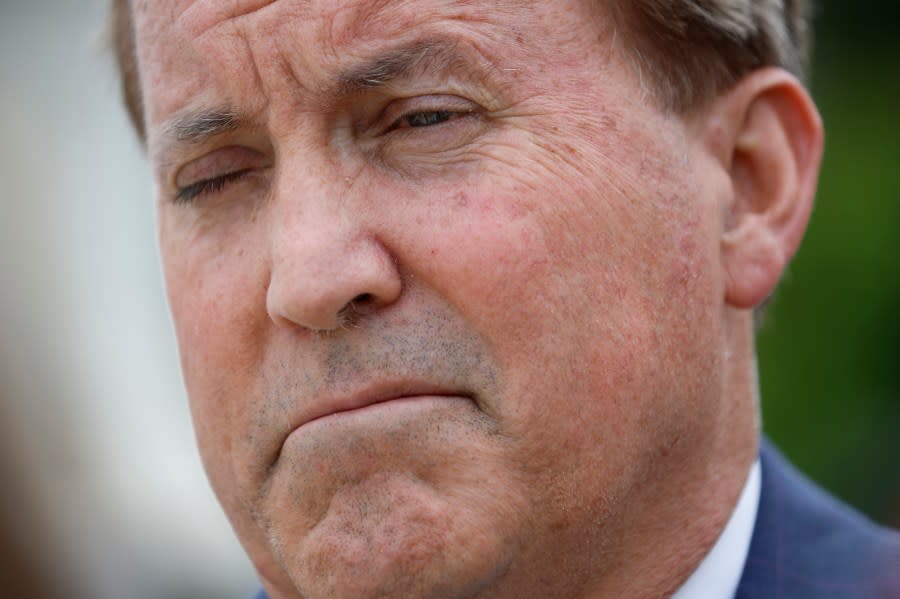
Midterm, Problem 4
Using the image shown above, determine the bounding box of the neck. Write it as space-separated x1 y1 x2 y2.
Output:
587 307 760 598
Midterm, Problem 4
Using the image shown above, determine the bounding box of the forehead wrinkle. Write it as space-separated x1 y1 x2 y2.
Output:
335 38 485 96
312 2 538 105
324 0 419 46
176 0 279 39
322 0 538 49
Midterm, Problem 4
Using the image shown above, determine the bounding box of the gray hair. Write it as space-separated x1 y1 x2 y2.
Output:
612 0 811 112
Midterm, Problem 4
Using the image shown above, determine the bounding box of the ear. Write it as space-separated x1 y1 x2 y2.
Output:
700 68 824 309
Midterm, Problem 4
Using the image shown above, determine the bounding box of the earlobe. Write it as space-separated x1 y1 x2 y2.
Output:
708 68 824 309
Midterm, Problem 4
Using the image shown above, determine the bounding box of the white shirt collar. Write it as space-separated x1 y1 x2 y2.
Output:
670 460 761 599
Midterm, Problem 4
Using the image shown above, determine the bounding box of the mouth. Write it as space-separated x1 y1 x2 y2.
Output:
287 381 473 436
304 392 469 428
262 382 478 480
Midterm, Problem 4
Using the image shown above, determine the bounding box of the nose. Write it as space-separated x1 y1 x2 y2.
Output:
265 173 402 332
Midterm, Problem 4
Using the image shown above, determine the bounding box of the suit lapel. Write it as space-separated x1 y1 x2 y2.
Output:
736 439 900 599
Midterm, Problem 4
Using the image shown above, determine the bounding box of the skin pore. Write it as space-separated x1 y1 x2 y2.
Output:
134 0 821 597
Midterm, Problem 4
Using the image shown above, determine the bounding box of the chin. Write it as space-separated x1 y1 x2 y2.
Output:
268 473 514 599
250 414 528 599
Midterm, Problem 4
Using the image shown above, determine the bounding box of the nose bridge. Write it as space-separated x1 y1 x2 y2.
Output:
265 149 402 331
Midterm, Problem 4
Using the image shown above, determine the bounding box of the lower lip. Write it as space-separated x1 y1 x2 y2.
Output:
301 395 470 430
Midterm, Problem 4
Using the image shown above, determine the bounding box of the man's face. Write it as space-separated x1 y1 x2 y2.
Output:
138 1 728 597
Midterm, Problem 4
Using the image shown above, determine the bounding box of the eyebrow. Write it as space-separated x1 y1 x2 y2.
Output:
154 38 496 167
164 109 241 144
153 108 248 173
336 38 491 96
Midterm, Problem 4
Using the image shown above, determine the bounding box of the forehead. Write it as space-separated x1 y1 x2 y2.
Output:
133 0 606 135
136 0 545 37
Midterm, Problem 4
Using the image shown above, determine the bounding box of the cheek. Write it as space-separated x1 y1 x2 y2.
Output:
392 182 561 359
396 138 721 461
160 218 269 454
167 254 261 374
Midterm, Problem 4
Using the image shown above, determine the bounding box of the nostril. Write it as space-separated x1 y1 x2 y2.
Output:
353 293 374 305
334 293 376 329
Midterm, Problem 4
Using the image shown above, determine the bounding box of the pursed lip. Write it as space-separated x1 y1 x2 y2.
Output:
289 381 471 433
262 380 476 477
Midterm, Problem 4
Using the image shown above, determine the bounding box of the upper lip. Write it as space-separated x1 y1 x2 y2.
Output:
262 380 472 475
290 380 469 433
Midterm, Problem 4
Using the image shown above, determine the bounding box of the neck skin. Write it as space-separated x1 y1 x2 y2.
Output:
583 307 760 599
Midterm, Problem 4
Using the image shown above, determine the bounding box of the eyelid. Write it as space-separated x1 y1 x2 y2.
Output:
375 94 478 133
175 145 270 189
174 169 254 204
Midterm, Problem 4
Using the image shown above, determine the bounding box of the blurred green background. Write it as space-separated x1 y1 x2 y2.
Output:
759 0 900 527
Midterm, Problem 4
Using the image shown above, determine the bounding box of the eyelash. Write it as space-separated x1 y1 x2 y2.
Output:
174 169 252 204
389 109 465 131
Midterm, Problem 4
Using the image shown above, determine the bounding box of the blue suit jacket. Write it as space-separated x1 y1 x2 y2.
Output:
736 440 900 598
255 440 900 599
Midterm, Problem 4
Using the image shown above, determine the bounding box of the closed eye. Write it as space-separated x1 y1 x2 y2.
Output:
172 145 270 205
174 169 253 204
